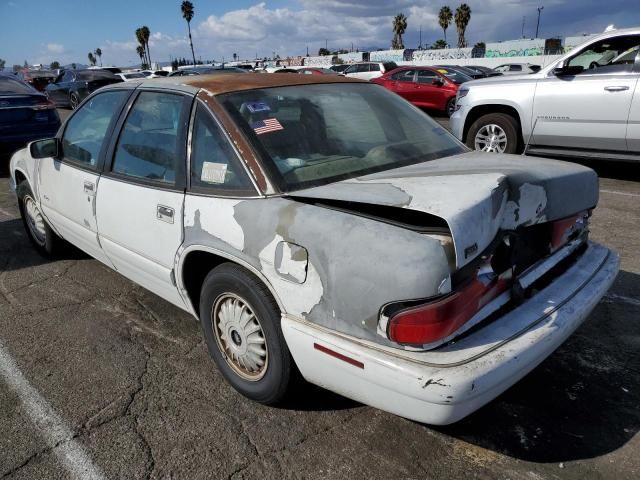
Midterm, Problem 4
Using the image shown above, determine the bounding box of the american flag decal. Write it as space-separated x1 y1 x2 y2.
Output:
252 118 284 135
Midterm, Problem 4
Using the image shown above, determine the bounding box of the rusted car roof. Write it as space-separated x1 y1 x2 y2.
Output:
180 72 365 95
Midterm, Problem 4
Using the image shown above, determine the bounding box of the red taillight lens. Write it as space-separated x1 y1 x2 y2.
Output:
388 277 508 345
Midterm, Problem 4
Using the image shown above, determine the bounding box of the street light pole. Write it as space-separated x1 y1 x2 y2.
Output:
536 6 544 38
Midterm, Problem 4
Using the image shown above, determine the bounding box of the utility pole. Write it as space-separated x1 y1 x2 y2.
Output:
325 39 328 51
521 16 526 38
419 24 422 49
536 6 544 38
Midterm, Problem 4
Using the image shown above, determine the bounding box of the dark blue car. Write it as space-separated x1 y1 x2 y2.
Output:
0 75 61 161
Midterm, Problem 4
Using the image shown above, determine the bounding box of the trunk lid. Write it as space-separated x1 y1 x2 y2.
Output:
289 152 598 268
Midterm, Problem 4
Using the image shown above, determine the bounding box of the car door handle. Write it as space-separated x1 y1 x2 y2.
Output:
604 86 630 92
83 181 96 196
157 205 174 224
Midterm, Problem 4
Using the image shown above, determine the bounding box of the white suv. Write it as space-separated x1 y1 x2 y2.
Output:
343 62 398 80
451 27 640 160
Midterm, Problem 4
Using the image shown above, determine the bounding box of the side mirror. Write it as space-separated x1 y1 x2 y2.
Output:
30 138 60 159
432 78 444 86
552 61 584 76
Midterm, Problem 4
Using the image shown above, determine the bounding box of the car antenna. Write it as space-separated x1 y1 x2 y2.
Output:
523 116 541 156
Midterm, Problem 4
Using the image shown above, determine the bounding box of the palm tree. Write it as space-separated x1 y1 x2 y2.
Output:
432 39 448 50
136 46 146 68
438 6 453 46
87 52 96 66
135 28 148 66
391 13 407 49
454 4 472 48
181 1 197 67
95 48 102 66
141 26 152 68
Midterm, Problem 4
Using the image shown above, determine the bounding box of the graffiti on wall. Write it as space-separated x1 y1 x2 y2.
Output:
411 47 472 61
485 39 545 57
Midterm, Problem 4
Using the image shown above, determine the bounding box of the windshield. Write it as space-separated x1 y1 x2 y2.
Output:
435 68 472 84
220 83 465 192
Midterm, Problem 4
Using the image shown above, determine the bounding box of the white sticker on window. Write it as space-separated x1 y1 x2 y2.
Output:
201 162 227 183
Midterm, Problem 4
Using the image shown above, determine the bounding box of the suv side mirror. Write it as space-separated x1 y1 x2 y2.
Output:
552 61 584 76
30 138 60 159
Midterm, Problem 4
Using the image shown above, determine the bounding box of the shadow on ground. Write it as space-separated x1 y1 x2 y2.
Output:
435 269 640 463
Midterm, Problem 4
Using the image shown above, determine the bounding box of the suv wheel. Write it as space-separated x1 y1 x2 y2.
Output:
17 181 61 256
466 113 519 154
69 92 80 110
199 263 294 405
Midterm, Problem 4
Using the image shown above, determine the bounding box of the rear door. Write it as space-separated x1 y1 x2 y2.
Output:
96 89 192 308
39 89 131 265
389 69 417 102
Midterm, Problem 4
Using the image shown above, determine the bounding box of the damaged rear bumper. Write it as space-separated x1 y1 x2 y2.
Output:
282 242 619 425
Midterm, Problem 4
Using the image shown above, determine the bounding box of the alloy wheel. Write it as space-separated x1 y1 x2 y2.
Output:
474 124 508 153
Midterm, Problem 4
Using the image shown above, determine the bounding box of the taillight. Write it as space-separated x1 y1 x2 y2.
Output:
388 276 508 346
33 98 56 110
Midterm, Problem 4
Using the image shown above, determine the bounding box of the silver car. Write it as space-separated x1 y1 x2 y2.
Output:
451 27 640 160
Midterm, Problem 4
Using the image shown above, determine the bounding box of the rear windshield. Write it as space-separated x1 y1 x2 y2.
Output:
0 77 38 95
77 70 116 80
220 83 465 192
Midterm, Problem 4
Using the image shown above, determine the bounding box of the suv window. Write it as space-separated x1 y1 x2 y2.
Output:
567 34 640 74
111 91 185 185
509 65 522 72
190 104 253 193
62 90 129 168
369 64 381 72
391 69 415 82
416 70 438 83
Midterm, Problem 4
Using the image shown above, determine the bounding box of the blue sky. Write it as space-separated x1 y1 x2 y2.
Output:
2 0 640 67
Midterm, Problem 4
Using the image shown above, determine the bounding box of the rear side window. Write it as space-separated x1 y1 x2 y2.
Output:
509 65 522 71
111 91 185 185
62 90 129 168
190 104 253 193
369 64 381 72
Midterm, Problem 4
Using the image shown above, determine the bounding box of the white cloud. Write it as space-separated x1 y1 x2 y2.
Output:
47 43 65 54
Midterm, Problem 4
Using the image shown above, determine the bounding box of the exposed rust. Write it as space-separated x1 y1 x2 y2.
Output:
183 72 365 95
196 90 273 194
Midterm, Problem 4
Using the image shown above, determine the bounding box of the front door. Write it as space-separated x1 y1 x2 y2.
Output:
389 69 417 102
96 90 192 309
415 69 445 109
39 89 131 265
532 34 640 151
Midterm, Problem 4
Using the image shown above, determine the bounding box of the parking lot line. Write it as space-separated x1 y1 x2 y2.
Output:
0 338 105 480
600 189 640 198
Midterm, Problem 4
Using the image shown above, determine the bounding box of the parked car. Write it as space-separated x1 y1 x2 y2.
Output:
88 66 122 74
492 63 541 75
141 70 169 78
116 72 146 82
436 65 485 79
45 69 123 109
298 68 337 75
168 66 248 76
372 65 471 116
465 65 501 77
343 61 398 80
452 27 640 157
329 64 350 74
10 74 618 425
0 75 60 159
16 70 57 92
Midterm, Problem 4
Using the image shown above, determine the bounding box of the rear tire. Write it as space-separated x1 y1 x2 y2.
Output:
466 112 519 154
17 181 61 256
199 263 294 405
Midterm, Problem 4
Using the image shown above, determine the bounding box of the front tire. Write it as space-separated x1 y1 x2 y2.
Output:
69 92 80 110
199 263 293 405
17 181 61 256
466 112 519 154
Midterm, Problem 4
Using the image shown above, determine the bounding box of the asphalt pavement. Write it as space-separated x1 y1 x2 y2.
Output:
0 109 638 479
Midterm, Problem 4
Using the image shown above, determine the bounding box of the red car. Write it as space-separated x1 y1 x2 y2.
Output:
371 66 472 117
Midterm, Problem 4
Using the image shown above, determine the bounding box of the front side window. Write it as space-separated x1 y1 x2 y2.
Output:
111 91 185 185
221 83 465 192
416 70 437 84
190 104 253 193
61 90 129 167
391 69 415 82
62 71 74 82
567 35 640 74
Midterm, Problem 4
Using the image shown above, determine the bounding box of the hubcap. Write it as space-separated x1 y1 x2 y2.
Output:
474 124 508 153
212 293 268 381
70 95 78 109
24 195 46 246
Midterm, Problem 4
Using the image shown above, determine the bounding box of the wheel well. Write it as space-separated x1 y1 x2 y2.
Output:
14 170 27 188
463 104 523 147
180 250 281 318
